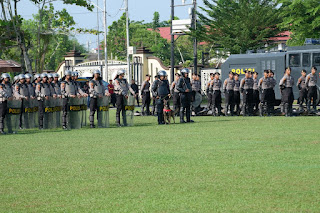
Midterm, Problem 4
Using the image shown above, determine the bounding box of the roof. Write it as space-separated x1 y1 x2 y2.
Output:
269 31 291 42
64 50 84 58
0 59 21 73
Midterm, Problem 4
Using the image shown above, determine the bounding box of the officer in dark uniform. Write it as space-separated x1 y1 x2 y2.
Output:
151 75 159 116
297 69 307 112
89 70 109 128
35 73 53 129
151 70 170 125
170 73 181 116
60 70 78 129
210 72 222 116
306 66 318 112
252 72 260 114
240 70 254 116
0 73 13 134
279 67 294 116
114 70 136 127
176 68 194 123
223 71 235 115
130 80 139 106
233 73 241 115
140 74 151 115
258 70 270 116
268 70 277 114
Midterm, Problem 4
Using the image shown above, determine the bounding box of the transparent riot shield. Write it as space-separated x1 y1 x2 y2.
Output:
192 92 203 109
21 99 31 129
5 99 22 133
80 97 88 127
97 96 110 128
68 97 81 129
43 98 55 129
124 94 135 126
54 98 62 128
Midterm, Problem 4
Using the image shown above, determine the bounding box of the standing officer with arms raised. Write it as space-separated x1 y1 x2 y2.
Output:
279 67 294 116
60 70 79 130
0 73 13 134
89 70 109 128
224 71 235 116
177 68 194 123
152 70 170 125
140 74 151 116
306 66 318 113
114 70 136 127
240 71 254 116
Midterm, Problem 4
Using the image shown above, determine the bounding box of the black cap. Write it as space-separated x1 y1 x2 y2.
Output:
154 75 158 79
301 69 306 73
312 66 317 71
253 72 258 75
210 73 214 76
146 74 150 77
269 70 274 74
264 70 269 73
229 71 234 75
234 73 239 76
175 73 181 76
215 72 220 75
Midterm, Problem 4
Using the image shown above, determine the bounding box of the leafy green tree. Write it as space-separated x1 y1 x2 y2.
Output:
195 0 282 54
279 0 320 46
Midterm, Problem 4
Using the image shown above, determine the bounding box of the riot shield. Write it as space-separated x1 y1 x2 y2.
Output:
43 98 55 129
80 97 88 127
67 97 81 129
192 92 203 109
52 98 62 128
21 99 31 129
97 96 110 128
124 94 135 126
30 99 39 128
317 86 320 105
5 99 22 133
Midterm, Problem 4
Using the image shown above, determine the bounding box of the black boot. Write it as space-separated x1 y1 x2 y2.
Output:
180 108 186 123
116 114 121 127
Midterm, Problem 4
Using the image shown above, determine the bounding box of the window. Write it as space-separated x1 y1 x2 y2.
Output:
302 53 310 67
313 53 320 66
289 54 300 67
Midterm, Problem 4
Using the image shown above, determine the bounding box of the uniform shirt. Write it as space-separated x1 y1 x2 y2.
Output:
297 76 307 89
258 77 269 90
61 80 78 97
234 80 240 92
130 83 139 94
2 82 13 98
36 82 53 99
191 79 201 92
114 78 135 96
26 83 35 97
279 74 294 88
253 78 259 90
52 81 61 95
269 77 277 89
306 73 317 87
89 79 106 98
223 78 235 91
108 84 114 94
210 79 222 91
17 82 30 98
0 84 9 102
152 79 170 96
177 77 192 93
140 80 150 94
206 79 213 93
240 77 254 90
170 80 179 94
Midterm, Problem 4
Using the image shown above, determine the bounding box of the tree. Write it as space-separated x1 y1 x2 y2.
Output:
195 0 282 54
152 11 160 30
279 0 320 46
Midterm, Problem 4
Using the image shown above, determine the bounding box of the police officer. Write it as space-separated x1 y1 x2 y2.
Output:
268 70 277 114
34 74 41 84
206 73 214 111
0 73 13 134
89 70 109 128
279 67 294 116
52 73 61 97
114 70 136 127
74 72 88 97
25 74 35 99
15 74 30 129
258 70 270 116
191 73 201 113
252 72 260 114
223 71 235 116
60 70 78 129
151 75 159 116
240 70 254 116
177 68 194 123
170 73 181 116
306 66 318 112
140 74 151 116
47 74 57 98
297 69 307 112
210 72 222 116
35 73 53 129
233 73 241 115
151 70 170 125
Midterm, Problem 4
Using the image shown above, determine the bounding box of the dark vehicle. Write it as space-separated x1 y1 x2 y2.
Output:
221 45 320 104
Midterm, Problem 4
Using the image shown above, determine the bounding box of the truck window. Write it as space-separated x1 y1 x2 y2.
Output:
313 53 320 66
289 54 300 67
302 53 310 67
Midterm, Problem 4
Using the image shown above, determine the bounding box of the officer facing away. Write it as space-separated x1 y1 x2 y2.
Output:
114 70 136 127
89 70 110 128
176 68 194 123
152 70 170 125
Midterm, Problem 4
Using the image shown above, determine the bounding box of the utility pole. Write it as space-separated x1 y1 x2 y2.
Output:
170 0 175 83
125 0 131 81
192 0 197 75
97 0 100 62
103 0 108 81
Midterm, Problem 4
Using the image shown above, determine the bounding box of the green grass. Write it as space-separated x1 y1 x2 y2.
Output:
1 112 320 212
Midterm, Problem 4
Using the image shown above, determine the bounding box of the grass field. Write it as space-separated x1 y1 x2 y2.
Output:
1 112 320 212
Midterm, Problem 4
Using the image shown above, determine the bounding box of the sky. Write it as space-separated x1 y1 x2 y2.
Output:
17 0 206 49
